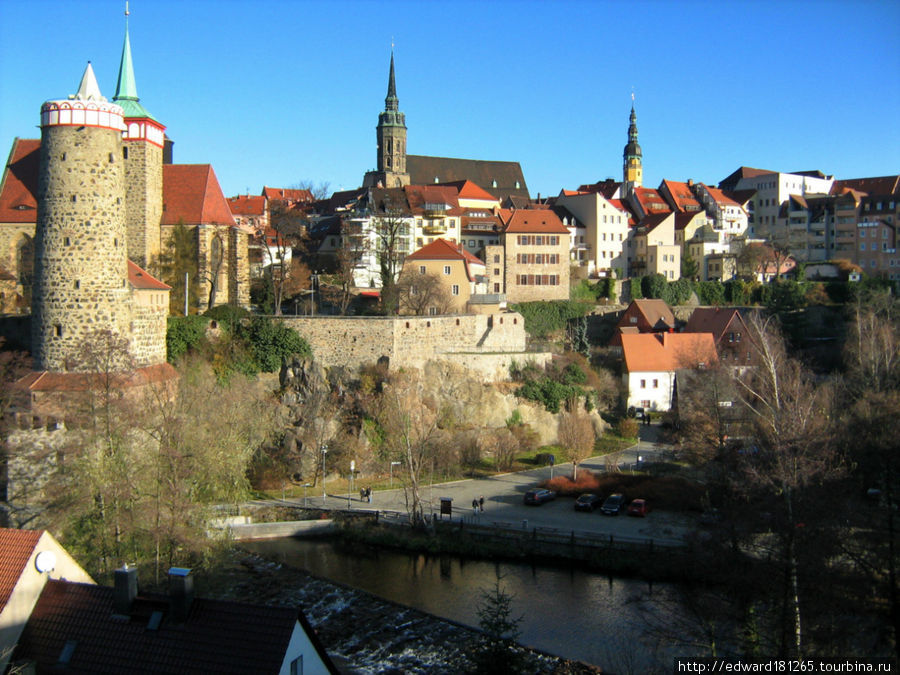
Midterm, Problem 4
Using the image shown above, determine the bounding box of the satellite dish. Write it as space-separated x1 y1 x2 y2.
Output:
35 550 57 574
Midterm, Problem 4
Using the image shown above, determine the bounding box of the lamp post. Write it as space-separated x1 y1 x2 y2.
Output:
321 444 328 505
390 461 401 488
303 483 310 508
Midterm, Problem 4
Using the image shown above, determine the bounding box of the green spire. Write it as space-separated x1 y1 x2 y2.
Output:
113 4 157 121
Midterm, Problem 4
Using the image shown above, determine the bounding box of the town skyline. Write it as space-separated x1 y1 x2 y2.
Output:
1 0 898 199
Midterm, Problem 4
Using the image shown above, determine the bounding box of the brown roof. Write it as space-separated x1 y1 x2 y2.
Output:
162 165 236 227
575 178 620 199
502 208 568 234
127 260 170 290
262 186 314 203
622 332 718 372
17 363 179 393
227 194 266 216
15 579 311 674
0 528 42 612
406 238 485 281
618 299 675 332
637 212 672 233
404 184 462 215
683 307 748 343
718 166 774 190
407 155 529 200
0 138 40 223
831 176 900 197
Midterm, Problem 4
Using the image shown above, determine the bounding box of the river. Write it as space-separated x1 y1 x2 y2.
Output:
242 536 685 671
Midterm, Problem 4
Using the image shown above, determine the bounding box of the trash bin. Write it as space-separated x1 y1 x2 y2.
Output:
440 498 452 519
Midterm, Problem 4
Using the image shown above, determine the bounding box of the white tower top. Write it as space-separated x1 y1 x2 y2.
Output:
41 62 124 131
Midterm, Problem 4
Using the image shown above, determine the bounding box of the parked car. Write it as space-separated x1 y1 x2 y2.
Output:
627 498 649 517
574 493 603 512
524 488 556 505
601 493 626 515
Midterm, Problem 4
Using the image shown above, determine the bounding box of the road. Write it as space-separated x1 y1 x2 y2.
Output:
280 422 692 545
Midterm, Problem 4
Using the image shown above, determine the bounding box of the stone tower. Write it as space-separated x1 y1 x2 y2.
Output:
363 50 410 189
114 8 165 270
32 64 132 372
622 101 643 195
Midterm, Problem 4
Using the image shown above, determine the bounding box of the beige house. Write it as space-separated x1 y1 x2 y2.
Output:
631 212 680 280
499 208 570 302
555 189 630 278
401 238 486 314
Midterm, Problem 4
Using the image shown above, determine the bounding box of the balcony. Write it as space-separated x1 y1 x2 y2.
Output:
422 223 447 235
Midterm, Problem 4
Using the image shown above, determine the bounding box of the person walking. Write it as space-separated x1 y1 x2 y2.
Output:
365 486 372 503
472 498 479 516
479 496 485 512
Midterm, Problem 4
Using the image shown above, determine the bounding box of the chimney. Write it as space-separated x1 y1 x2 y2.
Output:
113 564 138 615
168 567 194 623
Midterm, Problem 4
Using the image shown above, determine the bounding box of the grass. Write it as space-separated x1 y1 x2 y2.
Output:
594 433 636 455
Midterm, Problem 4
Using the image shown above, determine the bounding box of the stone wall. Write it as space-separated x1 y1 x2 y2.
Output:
130 290 168 367
278 312 533 376
122 140 162 270
32 124 131 371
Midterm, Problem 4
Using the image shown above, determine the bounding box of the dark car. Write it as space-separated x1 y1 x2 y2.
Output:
523 488 556 505
574 493 603 512
601 493 626 515
627 498 649 517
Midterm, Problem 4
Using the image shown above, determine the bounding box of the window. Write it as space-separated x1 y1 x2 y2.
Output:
290 655 303 675
494 268 500 275
452 284 459 296
630 316 638 324
419 265 426 274
640 379 646 388
652 379 658 388
428 307 437 315
493 255 500 263
443 265 451 275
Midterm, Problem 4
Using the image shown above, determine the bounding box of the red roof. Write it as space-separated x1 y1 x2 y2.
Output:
700 183 740 207
633 187 672 214
0 138 40 223
227 194 266 216
660 179 701 212
15 579 310 674
406 238 485 281
502 208 568 234
434 179 498 202
0 528 42 612
162 165 236 227
622 332 718 373
127 260 170 290
683 307 748 343
262 186 313 203
17 363 179 392
404 184 463 215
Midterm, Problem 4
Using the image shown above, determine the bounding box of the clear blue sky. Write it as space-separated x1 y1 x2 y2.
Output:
1 0 898 199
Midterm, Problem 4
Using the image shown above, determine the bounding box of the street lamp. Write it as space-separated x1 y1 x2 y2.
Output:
303 483 311 508
321 444 328 505
390 461 401 488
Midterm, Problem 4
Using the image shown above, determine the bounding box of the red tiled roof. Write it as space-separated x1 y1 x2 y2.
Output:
15 580 305 674
683 307 747 343
633 187 672 214
128 260 170 290
660 179 701 212
162 165 236 227
262 186 314 202
406 238 485 281
0 528 42 611
502 208 568 234
700 184 740 207
622 332 718 373
18 363 178 392
831 176 900 197
617 299 675 332
437 180 498 202
0 139 40 223
404 184 462 215
227 195 266 216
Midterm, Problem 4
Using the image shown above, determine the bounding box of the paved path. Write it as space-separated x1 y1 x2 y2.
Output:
268 422 692 544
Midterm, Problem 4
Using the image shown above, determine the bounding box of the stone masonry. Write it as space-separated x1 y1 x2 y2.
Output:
32 122 132 371
122 138 162 270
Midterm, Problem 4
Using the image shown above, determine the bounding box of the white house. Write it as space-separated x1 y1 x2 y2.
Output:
621 332 718 411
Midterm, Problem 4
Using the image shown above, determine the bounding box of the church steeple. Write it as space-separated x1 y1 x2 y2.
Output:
113 2 158 121
623 97 643 193
363 48 409 189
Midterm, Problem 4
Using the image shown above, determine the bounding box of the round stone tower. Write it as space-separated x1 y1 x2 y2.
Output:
32 63 132 372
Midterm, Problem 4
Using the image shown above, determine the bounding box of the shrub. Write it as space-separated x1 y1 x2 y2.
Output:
668 278 693 306
694 280 726 306
615 417 639 440
510 300 592 338
238 317 311 372
641 273 667 299
204 304 251 333
166 315 210 362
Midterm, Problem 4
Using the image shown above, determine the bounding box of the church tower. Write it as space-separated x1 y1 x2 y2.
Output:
363 50 410 188
32 64 132 372
622 101 643 195
114 4 165 270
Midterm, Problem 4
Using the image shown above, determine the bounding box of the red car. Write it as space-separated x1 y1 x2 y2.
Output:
627 498 649 517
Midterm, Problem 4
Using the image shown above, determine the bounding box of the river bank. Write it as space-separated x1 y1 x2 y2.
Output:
205 546 603 674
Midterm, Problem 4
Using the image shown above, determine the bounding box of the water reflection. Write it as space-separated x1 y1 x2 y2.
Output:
243 537 680 669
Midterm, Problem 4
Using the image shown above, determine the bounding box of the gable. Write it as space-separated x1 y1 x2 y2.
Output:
0 139 40 224
407 155 529 200
162 164 236 227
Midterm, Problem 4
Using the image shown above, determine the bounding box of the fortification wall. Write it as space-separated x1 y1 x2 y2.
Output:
122 140 162 270
278 312 532 376
130 291 168 367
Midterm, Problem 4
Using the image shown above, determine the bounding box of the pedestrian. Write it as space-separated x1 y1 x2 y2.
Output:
360 487 365 501
366 486 371 503
479 496 485 512
472 498 479 516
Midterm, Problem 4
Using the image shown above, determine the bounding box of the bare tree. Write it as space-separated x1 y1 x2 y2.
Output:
396 269 454 315
334 219 368 315
256 200 308 315
557 408 595 480
373 192 411 314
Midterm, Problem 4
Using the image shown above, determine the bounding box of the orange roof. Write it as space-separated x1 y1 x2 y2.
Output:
633 187 672 214
227 194 266 216
502 208 568 234
622 332 718 373
162 164 236 227
127 260 170 290
0 528 43 611
660 179 701 212
262 186 313 202
18 363 179 392
406 238 485 280
404 184 462 214
443 180 498 202
700 183 740 207
0 139 40 223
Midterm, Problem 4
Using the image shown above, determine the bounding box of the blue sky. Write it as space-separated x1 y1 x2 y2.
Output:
1 0 898 199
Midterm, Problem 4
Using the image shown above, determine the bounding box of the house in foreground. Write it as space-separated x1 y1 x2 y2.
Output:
621 332 718 411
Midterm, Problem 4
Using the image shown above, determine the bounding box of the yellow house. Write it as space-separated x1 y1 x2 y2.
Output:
401 238 486 314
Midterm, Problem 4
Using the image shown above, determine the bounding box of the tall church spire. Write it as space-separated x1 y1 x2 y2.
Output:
385 49 398 111
623 95 643 193
113 2 157 121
